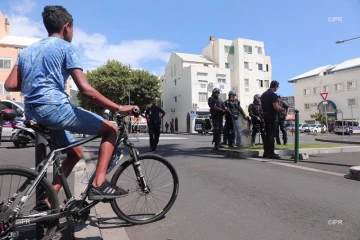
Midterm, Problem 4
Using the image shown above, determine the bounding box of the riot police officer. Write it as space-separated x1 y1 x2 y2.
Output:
260 80 284 159
248 94 265 147
208 88 226 150
275 93 289 145
224 90 249 148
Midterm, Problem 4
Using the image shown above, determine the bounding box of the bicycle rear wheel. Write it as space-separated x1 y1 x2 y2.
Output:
0 165 60 239
110 154 179 224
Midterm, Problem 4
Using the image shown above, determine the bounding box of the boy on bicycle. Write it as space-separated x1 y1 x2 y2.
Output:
5 5 138 202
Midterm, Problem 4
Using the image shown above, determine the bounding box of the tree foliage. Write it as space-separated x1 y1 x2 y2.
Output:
310 112 335 125
77 60 161 115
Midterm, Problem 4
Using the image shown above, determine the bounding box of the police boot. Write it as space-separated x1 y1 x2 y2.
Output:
251 134 256 147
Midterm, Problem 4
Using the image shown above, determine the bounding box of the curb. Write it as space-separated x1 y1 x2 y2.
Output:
216 146 360 159
74 151 130 240
315 137 360 145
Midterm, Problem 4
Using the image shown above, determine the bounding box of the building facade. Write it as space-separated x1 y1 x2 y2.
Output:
161 36 273 133
0 12 71 102
288 58 360 123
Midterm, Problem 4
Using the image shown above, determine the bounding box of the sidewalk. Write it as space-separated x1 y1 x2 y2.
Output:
74 149 130 240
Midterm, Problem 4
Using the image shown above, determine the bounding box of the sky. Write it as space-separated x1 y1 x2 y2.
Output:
0 0 360 96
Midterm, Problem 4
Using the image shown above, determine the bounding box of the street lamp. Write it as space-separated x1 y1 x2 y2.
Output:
336 36 360 44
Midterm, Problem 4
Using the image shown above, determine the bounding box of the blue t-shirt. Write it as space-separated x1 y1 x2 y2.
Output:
16 37 82 104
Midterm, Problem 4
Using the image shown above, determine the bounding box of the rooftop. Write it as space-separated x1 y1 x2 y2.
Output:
0 36 42 47
288 57 360 82
174 52 213 64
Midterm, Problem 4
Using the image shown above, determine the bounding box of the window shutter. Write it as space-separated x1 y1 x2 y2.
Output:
229 46 234 54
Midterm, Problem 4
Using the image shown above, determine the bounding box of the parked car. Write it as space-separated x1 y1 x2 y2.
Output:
304 124 326 133
0 100 25 141
299 123 310 133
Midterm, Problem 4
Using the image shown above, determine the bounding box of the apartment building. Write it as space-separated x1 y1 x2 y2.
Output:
288 57 360 123
0 11 71 102
161 36 273 133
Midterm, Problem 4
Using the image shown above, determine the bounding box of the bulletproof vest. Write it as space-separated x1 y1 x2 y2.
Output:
249 102 263 118
209 96 224 115
226 99 240 115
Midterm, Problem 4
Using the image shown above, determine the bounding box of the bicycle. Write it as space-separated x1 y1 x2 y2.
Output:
0 108 179 240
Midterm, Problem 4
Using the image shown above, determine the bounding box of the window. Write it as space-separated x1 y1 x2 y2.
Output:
243 45 252 54
245 88 249 92
244 62 253 70
348 98 356 107
174 96 177 102
224 46 230 53
220 85 225 89
264 80 269 88
266 64 269 72
347 80 356 90
199 93 207 102
334 83 343 91
244 79 249 87
258 63 263 71
304 89 310 96
313 87 320 94
204 64 208 67
217 78 226 84
0 59 11 69
200 84 206 88
174 79 177 85
197 72 208 82
305 103 310 110
258 79 264 87
323 85 330 92
258 47 263 54
225 63 229 68
0 83 10 95
225 63 234 70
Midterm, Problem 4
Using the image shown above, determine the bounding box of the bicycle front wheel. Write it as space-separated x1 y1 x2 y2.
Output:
110 153 179 224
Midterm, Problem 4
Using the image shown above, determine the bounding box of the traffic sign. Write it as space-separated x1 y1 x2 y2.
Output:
320 92 328 101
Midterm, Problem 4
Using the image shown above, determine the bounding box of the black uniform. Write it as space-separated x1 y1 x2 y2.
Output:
260 89 279 157
275 100 289 145
224 99 247 147
248 100 265 145
208 96 225 149
145 106 165 151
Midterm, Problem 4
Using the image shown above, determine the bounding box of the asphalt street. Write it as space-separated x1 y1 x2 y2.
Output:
78 133 360 240
1 133 359 240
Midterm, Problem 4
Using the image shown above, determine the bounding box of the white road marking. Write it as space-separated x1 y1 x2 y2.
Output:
247 157 346 177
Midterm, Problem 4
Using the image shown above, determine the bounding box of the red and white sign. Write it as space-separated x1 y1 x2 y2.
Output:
320 92 328 101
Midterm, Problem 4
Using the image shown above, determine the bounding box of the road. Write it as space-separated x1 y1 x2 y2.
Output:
1 133 360 240
79 133 360 240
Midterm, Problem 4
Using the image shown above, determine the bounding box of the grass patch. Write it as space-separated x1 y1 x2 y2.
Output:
224 143 343 151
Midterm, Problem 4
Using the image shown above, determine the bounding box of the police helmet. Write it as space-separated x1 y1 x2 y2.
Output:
254 94 261 100
212 88 220 94
104 109 110 114
228 90 236 96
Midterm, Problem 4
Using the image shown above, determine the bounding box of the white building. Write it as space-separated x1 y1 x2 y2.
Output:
161 36 273 133
288 57 360 123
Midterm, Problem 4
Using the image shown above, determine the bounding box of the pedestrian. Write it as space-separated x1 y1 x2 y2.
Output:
225 90 249 148
170 122 174 133
260 80 285 159
208 88 226 151
165 122 169 133
248 94 265 147
291 126 295 136
275 94 289 145
145 98 166 151
103 109 110 120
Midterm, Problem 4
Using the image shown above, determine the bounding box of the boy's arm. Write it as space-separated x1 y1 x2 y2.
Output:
5 66 22 92
70 69 135 113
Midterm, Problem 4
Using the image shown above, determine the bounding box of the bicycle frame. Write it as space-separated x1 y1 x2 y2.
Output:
11 114 143 227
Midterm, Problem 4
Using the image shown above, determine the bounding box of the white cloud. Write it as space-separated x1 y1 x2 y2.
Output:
5 0 175 74
11 0 36 15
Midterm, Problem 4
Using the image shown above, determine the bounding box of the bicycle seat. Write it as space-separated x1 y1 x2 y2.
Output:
23 120 51 134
